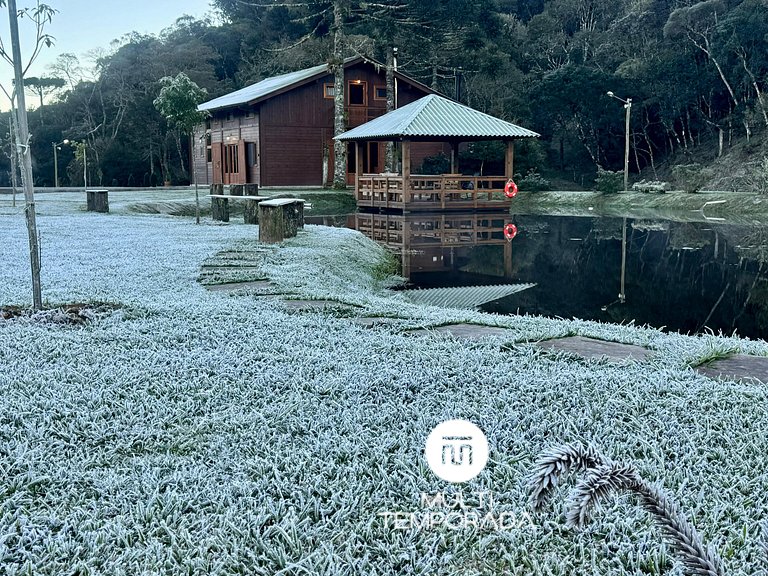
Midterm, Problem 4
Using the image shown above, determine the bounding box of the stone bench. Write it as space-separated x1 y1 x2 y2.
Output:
258 198 305 243
86 189 109 213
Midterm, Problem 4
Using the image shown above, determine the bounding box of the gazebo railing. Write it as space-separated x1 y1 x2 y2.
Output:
356 174 511 210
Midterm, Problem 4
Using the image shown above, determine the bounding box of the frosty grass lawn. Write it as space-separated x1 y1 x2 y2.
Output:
1 191 767 575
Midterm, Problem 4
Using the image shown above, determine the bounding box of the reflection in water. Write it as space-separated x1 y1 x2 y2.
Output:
354 212 515 279
346 212 768 339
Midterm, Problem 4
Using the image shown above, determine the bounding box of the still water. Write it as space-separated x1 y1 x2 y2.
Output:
309 212 768 339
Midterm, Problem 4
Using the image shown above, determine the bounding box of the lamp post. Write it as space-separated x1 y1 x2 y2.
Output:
607 91 632 304
606 91 632 192
52 139 69 188
83 142 87 192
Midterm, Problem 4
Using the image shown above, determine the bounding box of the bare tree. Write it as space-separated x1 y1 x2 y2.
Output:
0 0 56 310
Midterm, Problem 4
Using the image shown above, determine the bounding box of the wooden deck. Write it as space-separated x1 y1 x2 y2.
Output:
356 174 512 211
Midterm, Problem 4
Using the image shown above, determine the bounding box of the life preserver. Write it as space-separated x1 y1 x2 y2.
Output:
504 223 518 240
504 180 518 198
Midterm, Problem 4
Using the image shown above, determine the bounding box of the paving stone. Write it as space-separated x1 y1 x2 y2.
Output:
696 354 768 383
280 299 347 310
411 323 516 340
537 335 651 361
348 317 405 327
205 280 273 292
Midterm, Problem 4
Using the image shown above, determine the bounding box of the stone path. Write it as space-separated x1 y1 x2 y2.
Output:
280 299 349 311
410 323 516 340
349 317 406 328
695 355 768 383
204 280 274 292
537 335 651 361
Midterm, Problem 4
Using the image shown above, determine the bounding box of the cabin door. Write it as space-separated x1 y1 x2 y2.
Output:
222 141 246 184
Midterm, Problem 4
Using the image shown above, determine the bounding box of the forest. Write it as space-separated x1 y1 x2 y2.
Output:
3 0 768 190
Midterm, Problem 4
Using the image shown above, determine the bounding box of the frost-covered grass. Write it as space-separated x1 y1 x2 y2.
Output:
1 193 768 575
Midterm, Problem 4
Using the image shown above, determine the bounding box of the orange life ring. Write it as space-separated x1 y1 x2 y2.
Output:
504 180 518 198
504 223 518 240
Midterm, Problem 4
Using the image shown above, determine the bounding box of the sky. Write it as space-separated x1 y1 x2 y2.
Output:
0 0 216 108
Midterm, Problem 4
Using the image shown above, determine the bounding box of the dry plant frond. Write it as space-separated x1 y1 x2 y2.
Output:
566 462 640 528
633 482 724 576
532 444 725 576
528 443 606 511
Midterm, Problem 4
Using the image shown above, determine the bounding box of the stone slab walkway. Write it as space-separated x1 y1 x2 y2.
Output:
696 355 768 383
205 280 274 292
537 336 652 361
411 323 516 340
349 317 406 328
280 299 348 311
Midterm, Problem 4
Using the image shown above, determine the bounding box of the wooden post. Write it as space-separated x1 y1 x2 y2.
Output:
230 184 244 196
244 183 259 196
504 241 513 278
259 199 305 243
244 199 260 224
210 183 223 196
355 142 363 189
505 140 515 179
402 140 411 205
211 197 229 222
450 141 459 173
86 190 109 213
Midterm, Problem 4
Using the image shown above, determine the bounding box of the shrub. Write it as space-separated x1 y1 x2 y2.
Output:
518 168 551 192
671 163 707 193
632 180 669 194
594 168 624 194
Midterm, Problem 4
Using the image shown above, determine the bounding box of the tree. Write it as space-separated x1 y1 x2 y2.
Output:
23 75 65 109
0 0 56 311
154 72 208 221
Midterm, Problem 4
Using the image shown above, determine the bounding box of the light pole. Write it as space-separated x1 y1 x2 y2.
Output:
52 139 69 188
82 142 87 192
607 91 632 192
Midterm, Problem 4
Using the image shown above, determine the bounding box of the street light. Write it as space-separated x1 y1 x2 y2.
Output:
606 91 632 192
607 91 632 304
52 139 69 188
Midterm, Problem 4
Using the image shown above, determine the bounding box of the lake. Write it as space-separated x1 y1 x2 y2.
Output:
307 211 768 340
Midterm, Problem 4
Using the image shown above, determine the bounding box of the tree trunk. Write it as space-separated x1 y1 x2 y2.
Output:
331 0 347 189
385 44 395 172
8 0 42 310
8 114 18 207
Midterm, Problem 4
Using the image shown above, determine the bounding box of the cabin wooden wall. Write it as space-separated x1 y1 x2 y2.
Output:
198 61 437 187
203 109 260 185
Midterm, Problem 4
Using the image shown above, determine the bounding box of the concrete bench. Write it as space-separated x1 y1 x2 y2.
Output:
86 189 109 213
258 198 305 243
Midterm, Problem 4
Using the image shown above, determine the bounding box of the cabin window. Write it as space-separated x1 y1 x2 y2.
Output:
348 81 366 106
205 131 212 162
374 86 387 101
324 83 335 99
246 142 258 167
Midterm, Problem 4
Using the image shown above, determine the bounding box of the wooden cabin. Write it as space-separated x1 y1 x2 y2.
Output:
193 57 444 187
336 94 540 212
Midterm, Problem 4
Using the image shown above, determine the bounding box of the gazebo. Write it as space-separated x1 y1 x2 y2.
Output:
335 94 539 212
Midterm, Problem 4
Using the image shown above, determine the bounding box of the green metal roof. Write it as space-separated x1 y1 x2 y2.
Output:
335 94 539 141
402 283 536 309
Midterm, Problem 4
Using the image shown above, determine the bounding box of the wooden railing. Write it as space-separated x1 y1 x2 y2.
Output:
355 213 509 248
356 174 511 210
